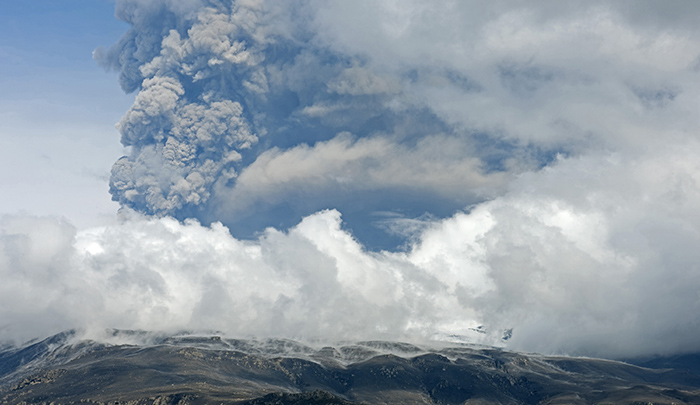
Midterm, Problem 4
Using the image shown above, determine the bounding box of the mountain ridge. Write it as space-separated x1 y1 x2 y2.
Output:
2 331 700 404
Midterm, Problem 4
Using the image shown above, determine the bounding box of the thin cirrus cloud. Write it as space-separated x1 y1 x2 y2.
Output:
2 0 700 359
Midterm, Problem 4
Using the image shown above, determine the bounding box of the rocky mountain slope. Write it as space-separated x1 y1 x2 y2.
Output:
1 331 699 404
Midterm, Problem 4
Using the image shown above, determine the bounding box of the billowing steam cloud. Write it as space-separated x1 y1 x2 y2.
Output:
3 0 700 360
4 144 700 358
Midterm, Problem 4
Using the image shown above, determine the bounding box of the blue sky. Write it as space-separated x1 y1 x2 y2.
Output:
0 0 132 227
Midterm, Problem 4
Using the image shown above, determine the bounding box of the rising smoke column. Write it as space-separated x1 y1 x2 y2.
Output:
97 0 379 220
95 0 530 234
97 1 266 218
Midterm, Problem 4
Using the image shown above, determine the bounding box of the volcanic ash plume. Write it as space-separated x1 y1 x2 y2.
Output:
96 0 520 232
98 1 271 218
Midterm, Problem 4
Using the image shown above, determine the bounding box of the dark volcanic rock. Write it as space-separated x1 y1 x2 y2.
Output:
2 333 700 404
240 390 354 405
